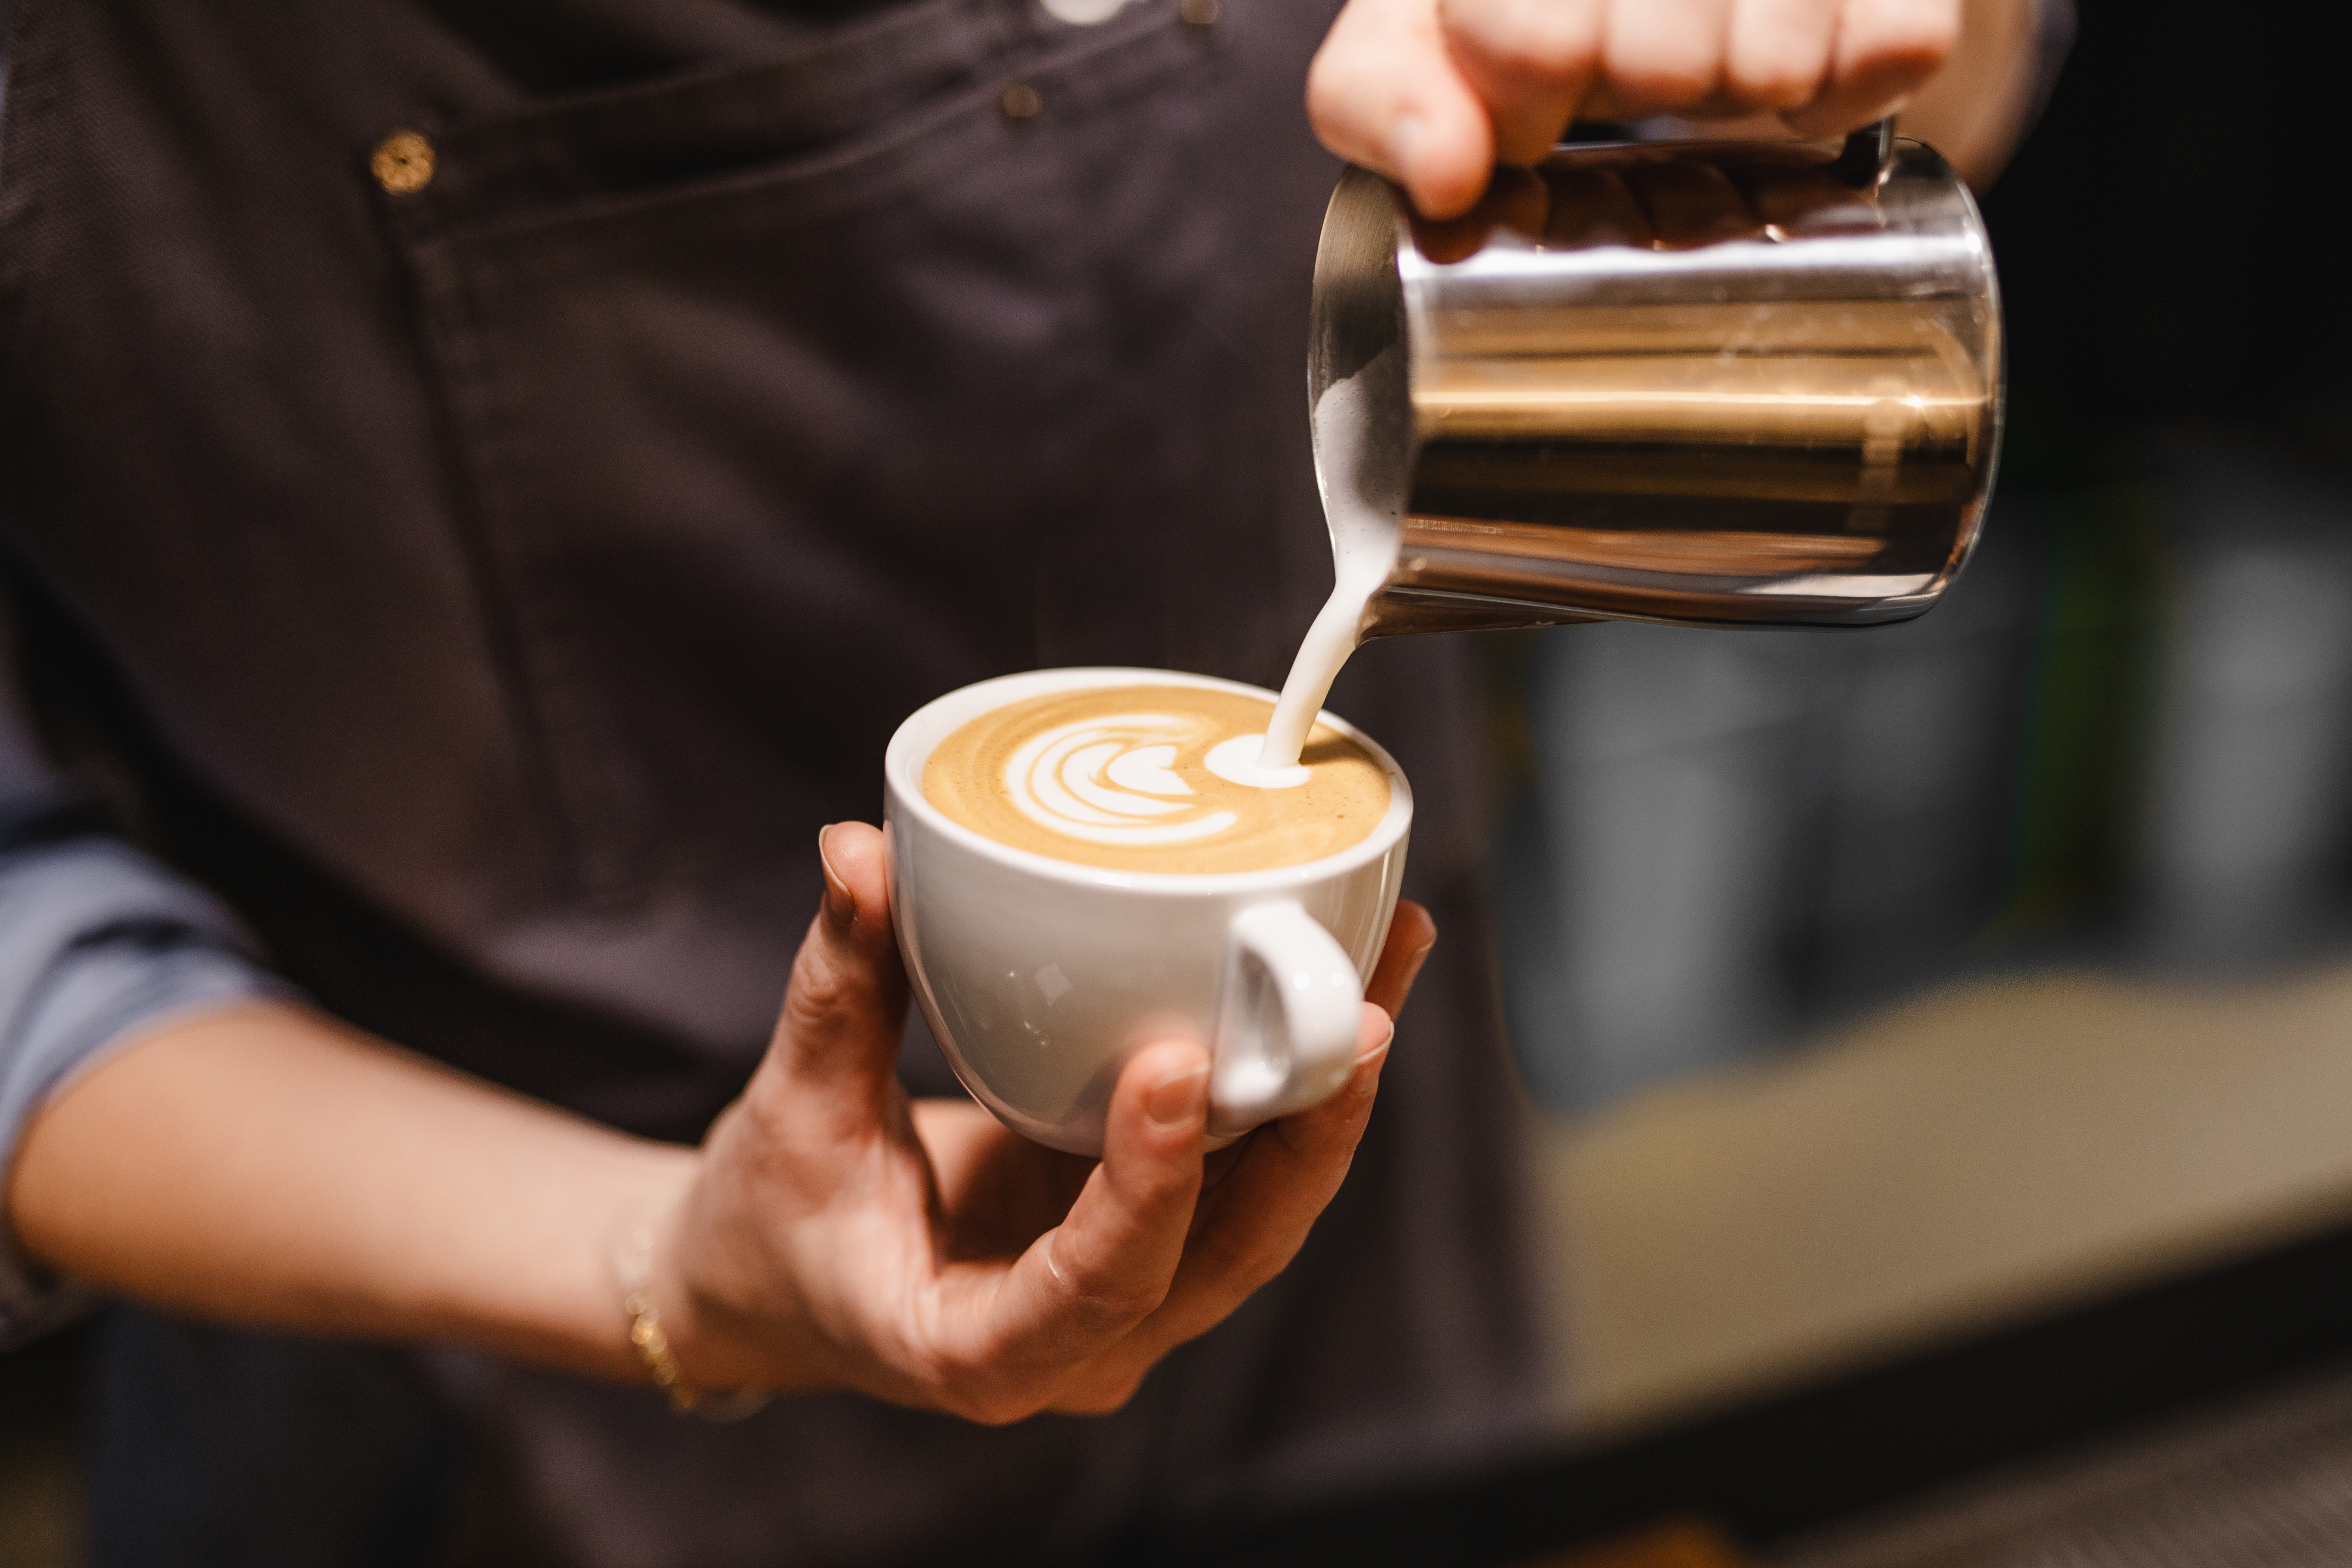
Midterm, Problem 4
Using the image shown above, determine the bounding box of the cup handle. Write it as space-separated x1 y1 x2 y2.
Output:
1208 902 1364 1135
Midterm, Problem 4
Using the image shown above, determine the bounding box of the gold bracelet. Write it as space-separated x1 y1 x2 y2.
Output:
615 1229 771 1421
616 1231 700 1412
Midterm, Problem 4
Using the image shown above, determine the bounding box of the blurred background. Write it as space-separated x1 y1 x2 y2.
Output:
8 0 2352 1563
1456 0 2352 1560
1496 0 2352 1108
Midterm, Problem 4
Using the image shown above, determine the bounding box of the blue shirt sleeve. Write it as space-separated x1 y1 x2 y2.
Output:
0 678 282 1348
2 0 291 1347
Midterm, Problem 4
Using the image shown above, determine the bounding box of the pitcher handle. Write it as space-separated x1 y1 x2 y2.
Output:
1829 116 1897 187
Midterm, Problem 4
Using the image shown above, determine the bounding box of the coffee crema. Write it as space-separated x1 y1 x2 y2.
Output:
922 685 1391 874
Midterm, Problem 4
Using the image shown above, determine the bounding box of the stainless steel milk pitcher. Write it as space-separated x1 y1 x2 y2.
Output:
1309 125 2003 638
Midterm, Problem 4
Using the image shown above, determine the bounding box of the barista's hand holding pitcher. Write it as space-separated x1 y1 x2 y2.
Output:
645 823 1436 1420
1308 0 1965 216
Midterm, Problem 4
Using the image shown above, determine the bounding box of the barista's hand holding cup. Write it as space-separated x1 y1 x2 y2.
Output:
642 668 1424 1420
889 667 1413 1154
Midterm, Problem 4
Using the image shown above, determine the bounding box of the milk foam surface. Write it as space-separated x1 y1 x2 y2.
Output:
923 686 1390 874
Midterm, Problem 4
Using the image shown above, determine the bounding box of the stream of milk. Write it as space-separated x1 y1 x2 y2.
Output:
1247 342 1408 774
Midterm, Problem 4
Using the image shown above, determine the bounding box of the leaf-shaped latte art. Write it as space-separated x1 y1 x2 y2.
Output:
926 684 1391 875
1006 717 1240 845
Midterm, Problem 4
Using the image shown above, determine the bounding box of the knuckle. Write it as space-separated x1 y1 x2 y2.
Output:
1302 49 1357 129
1725 46 1824 107
1243 1239 1305 1289
1195 1223 1304 1293
779 950 866 1037
1605 51 1714 108
1274 1089 1372 1154
926 1362 1047 1426
1061 1272 1171 1330
1057 1376 1147 1417
1847 0 1960 67
1588 16 1716 108
1045 1232 1171 1328
949 1387 1042 1426
734 1065 798 1139
1302 28 1399 146
783 949 846 1013
1448 0 1598 80
1121 1163 1202 1218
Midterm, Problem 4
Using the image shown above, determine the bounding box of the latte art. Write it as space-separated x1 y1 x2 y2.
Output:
1007 716 1239 847
923 685 1391 874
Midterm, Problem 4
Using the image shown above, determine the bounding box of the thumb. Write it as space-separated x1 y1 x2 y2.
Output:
767 822 910 1109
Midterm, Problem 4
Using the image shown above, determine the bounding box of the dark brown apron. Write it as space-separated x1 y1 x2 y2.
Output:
0 0 1544 1560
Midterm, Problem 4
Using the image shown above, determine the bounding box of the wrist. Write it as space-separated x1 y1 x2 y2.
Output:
617 1171 817 1405
614 1222 767 1415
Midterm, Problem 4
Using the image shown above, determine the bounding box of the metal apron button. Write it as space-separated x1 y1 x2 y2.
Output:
998 82 1044 122
370 132 435 195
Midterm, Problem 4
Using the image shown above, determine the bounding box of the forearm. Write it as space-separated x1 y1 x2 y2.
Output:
5 998 695 1380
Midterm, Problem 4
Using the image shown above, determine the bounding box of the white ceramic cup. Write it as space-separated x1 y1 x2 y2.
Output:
884 667 1414 1155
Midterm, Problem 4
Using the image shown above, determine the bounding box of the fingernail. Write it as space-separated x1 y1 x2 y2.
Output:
1144 1063 1210 1131
1352 1025 1395 1098
1400 940 1436 995
1387 112 1426 182
817 825 853 924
